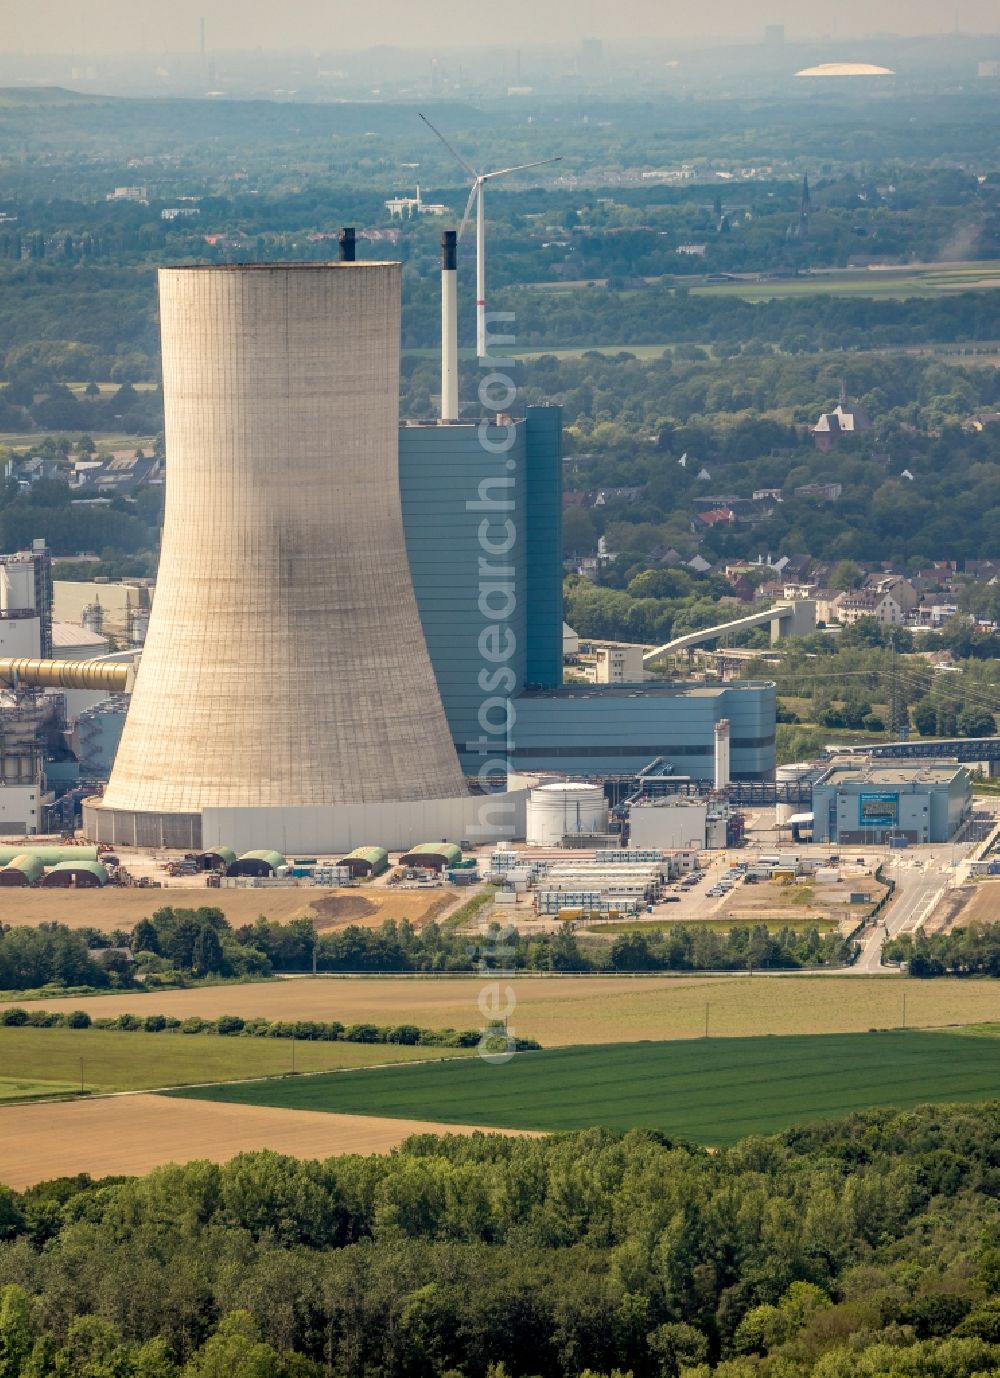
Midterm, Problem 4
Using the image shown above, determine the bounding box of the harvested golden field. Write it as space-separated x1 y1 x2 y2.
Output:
12 975 1000 1045
0 886 460 932
0 1094 537 1191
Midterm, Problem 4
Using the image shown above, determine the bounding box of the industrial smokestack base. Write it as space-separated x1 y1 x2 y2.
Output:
89 262 470 851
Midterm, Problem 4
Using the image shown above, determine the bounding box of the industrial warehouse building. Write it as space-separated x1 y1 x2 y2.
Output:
810 760 971 845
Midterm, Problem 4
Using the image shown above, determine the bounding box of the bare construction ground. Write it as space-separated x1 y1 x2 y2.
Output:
946 884 1000 931
0 887 460 932
11 976 1000 1045
0 1094 537 1191
721 875 887 929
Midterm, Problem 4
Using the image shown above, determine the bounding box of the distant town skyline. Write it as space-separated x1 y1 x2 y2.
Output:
3 0 998 57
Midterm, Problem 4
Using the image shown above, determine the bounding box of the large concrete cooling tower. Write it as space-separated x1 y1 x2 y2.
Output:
86 262 477 852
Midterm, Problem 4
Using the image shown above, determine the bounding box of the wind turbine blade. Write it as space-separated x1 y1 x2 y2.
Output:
483 156 563 180
418 111 478 178
458 183 479 241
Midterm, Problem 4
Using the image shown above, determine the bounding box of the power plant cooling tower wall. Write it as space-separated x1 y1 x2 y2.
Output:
94 263 466 844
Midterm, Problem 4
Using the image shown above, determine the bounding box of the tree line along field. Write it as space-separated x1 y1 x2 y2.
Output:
168 1029 1000 1145
8 974 1000 1046
0 1026 469 1097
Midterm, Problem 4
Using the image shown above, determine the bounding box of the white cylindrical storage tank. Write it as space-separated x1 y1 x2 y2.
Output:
81 603 104 636
526 782 607 847
776 762 815 783
775 802 797 827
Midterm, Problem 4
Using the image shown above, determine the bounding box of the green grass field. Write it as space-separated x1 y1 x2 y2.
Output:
165 1029 1000 1145
0 1027 469 1096
0 1075 81 1103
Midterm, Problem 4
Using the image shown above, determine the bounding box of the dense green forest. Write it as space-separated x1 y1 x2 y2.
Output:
1 1104 999 1375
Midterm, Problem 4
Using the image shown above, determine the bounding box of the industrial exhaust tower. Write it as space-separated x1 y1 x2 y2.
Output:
86 259 482 852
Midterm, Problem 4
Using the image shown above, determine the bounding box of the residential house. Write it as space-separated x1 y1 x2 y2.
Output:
813 589 840 624
695 507 737 530
863 573 919 616
914 604 959 628
832 589 903 626
812 399 872 452
963 559 1000 584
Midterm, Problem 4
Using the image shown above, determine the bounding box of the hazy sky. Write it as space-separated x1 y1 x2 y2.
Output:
4 0 996 55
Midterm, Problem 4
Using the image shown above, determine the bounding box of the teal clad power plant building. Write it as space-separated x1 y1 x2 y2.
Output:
398 406 563 760
399 412 776 781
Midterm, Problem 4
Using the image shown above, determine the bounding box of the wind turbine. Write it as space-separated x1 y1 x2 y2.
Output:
419 112 561 360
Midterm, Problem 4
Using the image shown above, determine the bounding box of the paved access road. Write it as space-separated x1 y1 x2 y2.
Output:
854 859 950 973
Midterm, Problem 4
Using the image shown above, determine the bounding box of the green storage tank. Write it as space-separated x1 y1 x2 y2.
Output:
0 845 100 867
400 842 462 871
0 854 45 887
40 860 109 888
228 850 287 877
339 846 390 877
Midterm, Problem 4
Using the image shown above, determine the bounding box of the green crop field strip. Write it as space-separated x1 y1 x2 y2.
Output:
0 1027 469 1096
166 1029 1000 1145
0 1076 81 1103
690 263 1000 301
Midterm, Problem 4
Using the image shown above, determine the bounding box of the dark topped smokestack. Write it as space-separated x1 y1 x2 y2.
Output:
440 231 458 422
338 227 356 262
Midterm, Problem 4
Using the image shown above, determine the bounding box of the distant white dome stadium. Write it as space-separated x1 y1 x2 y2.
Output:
796 62 895 77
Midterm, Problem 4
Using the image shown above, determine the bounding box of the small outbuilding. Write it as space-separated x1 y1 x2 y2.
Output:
0 854 45 887
400 842 462 872
197 846 238 874
228 849 287 878
40 860 109 889
338 846 390 878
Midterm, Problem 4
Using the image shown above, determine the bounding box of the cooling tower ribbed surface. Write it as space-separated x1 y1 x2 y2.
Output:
100 262 467 814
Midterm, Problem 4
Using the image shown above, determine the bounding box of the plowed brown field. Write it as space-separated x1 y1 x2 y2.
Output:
0 1094 538 1190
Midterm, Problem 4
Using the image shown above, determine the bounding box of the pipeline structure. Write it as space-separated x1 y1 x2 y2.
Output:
0 658 133 693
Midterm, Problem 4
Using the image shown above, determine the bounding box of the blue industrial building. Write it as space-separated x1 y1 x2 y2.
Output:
399 408 776 782
810 761 970 844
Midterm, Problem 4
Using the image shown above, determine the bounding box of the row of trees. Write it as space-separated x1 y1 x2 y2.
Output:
2 910 857 997
0 1104 998 1374
883 923 1000 976
0 1004 537 1049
